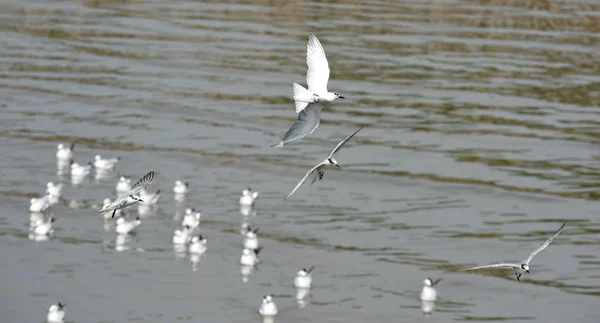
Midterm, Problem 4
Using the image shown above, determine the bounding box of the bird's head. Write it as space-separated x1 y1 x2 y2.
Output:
328 158 341 168
521 264 530 273
334 92 345 99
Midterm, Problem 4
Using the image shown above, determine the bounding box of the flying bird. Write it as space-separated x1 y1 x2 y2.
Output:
286 127 363 199
461 223 566 281
293 34 344 113
99 171 155 218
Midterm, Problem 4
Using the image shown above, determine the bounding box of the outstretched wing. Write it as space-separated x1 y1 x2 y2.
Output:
127 171 155 196
328 126 364 158
272 103 324 147
523 223 566 265
461 263 519 271
306 34 330 93
286 164 324 200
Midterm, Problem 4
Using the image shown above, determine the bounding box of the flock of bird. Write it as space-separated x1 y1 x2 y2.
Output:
29 34 568 322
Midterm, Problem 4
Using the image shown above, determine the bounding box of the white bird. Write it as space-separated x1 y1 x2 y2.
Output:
286 126 363 199
172 225 193 245
115 176 132 193
189 235 207 254
420 278 441 302
294 266 315 289
240 247 262 266
243 227 260 250
99 171 155 218
56 143 74 161
173 180 189 194
94 155 121 170
30 194 51 213
293 34 344 113
32 216 55 236
461 222 566 281
115 217 141 235
47 302 66 323
259 295 278 316
239 187 259 207
70 162 92 177
181 210 201 229
45 182 64 198
139 189 161 205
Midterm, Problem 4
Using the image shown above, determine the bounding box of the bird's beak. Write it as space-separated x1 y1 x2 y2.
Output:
339 95 345 99
335 164 341 169
139 199 144 203
526 270 530 273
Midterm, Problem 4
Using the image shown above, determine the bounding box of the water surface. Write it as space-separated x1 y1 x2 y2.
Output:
1 0 600 322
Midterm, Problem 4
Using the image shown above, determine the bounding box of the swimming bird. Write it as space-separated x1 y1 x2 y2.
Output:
115 217 141 235
259 295 278 316
239 187 259 207
99 171 155 218
45 182 64 198
30 194 51 213
56 143 74 161
240 247 262 266
173 225 193 244
94 155 121 170
181 210 201 229
47 302 66 323
173 180 189 195
286 126 363 199
243 226 260 250
420 278 441 302
32 216 55 236
461 222 566 281
189 235 207 254
71 162 92 177
293 34 344 113
115 176 132 193
294 266 315 289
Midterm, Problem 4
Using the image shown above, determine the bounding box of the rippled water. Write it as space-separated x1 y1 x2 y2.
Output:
1 0 600 322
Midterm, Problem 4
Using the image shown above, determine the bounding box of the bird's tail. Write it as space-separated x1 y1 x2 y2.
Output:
292 83 311 113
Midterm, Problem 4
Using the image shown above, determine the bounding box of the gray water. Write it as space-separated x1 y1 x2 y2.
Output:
1 0 600 322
